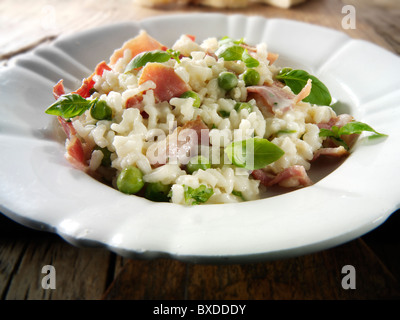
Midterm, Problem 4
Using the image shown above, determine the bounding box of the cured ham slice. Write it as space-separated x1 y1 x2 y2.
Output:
53 79 65 99
312 146 348 161
239 43 279 65
251 165 312 188
147 116 209 166
73 61 111 98
109 30 165 65
138 63 190 102
247 80 312 116
317 113 354 130
52 82 90 170
247 82 296 115
318 113 358 149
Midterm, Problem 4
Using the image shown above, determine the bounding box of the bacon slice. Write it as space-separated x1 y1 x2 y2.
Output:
109 30 165 66
138 63 190 102
252 165 312 188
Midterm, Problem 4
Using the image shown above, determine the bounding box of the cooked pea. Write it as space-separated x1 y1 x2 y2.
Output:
90 100 113 120
234 102 252 113
144 182 171 202
180 91 201 108
116 166 144 195
243 68 260 86
217 72 238 91
186 155 211 174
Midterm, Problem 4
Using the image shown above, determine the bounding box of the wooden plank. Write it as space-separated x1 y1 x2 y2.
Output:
0 214 113 300
1 0 398 61
102 239 400 300
102 257 188 300
3 236 112 300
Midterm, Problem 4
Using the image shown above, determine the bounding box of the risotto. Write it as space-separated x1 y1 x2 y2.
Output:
45 31 386 205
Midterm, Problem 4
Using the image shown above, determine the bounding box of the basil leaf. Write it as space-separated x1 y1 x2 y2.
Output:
184 184 214 205
225 138 284 170
319 121 387 150
337 121 387 138
276 69 332 106
242 49 259 68
218 36 244 46
215 44 244 61
232 190 246 201
125 50 171 72
45 94 96 118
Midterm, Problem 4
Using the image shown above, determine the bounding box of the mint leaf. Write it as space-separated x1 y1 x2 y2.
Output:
184 184 214 205
125 50 171 72
45 94 96 118
225 138 284 170
276 69 332 106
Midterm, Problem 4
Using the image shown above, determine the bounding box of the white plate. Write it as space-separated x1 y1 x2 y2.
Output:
1 13 400 263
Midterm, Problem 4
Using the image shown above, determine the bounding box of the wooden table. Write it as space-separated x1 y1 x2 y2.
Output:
1 0 400 300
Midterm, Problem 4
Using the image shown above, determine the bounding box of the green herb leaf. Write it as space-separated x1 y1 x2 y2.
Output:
184 184 214 205
232 190 246 201
166 49 181 64
45 94 96 118
218 36 244 46
319 121 387 150
125 50 171 72
276 69 332 106
242 49 259 68
225 138 284 170
215 44 245 61
337 121 387 138
276 129 297 136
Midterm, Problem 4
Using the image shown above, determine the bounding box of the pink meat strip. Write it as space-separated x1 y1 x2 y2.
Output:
247 79 312 116
252 165 312 188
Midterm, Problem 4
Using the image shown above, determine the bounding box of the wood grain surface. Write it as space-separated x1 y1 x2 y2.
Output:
0 0 399 300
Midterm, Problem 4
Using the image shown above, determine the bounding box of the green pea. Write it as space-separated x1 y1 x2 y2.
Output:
144 182 171 202
116 166 144 195
180 91 201 108
217 72 238 91
90 100 113 120
243 68 260 86
186 155 211 174
234 102 252 113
